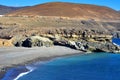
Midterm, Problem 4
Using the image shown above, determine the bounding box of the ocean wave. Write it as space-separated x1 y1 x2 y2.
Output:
113 42 120 47
13 60 53 80
112 38 120 46
13 66 35 80
2 60 54 80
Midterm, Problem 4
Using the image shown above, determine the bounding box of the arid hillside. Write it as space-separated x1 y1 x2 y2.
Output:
6 2 120 20
0 16 120 38
0 2 120 49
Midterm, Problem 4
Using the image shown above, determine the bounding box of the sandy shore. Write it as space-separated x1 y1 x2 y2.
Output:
0 46 83 79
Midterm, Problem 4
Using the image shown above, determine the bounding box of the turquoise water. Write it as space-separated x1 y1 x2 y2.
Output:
14 53 120 80
2 38 120 80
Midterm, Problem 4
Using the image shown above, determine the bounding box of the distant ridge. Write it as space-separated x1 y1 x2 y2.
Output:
6 2 120 20
0 5 27 15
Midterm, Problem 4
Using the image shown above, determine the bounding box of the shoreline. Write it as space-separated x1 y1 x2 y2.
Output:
0 46 84 79
3 53 83 80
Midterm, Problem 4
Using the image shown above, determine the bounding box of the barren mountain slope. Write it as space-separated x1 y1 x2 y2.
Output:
6 2 120 20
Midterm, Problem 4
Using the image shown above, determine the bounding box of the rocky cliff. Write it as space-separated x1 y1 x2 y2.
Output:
0 2 120 52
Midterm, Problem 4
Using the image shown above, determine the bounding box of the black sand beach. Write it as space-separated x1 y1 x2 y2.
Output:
0 46 83 79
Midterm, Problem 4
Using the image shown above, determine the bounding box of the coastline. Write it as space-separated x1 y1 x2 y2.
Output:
0 46 84 79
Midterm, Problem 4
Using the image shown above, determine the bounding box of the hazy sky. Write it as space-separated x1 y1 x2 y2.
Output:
0 0 119 10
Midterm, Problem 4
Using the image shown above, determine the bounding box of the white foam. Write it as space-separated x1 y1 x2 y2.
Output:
13 59 53 80
113 42 120 47
14 66 35 80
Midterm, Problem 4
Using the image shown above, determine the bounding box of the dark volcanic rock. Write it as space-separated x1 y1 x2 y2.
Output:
15 36 53 47
15 41 23 47
54 40 87 51
54 39 120 52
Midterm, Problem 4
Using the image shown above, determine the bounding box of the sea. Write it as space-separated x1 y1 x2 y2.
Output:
2 38 120 80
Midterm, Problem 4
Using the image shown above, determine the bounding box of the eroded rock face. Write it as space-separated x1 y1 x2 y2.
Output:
15 36 53 47
0 34 119 53
53 40 86 52
0 39 13 47
86 41 119 52
53 39 120 52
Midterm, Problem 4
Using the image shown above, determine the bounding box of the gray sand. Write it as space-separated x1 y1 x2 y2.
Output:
0 46 82 69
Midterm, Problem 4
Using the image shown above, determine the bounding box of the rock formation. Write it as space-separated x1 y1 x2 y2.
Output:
0 2 120 53
15 36 53 47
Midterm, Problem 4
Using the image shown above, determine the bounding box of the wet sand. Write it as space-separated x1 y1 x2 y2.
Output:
0 46 83 79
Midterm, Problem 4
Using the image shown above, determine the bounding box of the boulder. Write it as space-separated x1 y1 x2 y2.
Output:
22 36 53 47
15 41 23 47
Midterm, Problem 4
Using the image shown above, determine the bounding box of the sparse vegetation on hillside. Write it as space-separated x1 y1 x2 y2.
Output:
0 16 120 38
6 2 120 20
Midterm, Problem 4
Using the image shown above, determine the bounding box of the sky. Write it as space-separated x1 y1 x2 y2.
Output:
0 0 119 10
